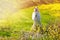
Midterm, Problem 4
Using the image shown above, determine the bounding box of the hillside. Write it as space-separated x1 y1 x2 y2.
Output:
0 3 60 40
18 0 60 8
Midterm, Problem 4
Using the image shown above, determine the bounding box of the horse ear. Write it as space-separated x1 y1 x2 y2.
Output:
34 6 38 12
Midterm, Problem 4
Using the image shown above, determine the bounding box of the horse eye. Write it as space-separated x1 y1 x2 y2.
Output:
35 15 37 17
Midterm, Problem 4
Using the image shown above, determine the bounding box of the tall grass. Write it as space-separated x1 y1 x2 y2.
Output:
0 3 60 40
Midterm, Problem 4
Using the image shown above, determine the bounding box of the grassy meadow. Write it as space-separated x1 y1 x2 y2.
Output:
0 3 60 40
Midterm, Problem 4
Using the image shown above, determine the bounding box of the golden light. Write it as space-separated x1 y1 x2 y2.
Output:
0 0 21 25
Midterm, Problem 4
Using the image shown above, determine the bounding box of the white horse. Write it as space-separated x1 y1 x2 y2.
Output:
32 7 43 33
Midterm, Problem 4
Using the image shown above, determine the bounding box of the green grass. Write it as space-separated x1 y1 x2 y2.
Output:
0 3 60 40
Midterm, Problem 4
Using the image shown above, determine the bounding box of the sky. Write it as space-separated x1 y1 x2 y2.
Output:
0 0 20 20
